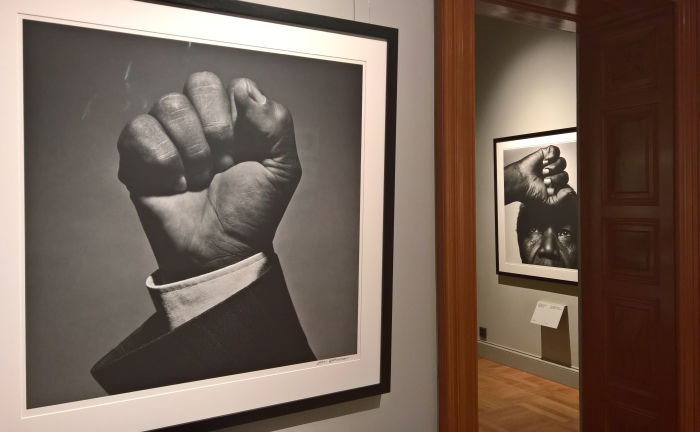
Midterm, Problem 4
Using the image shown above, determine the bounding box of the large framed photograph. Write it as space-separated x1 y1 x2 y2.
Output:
494 128 578 284
0 0 396 430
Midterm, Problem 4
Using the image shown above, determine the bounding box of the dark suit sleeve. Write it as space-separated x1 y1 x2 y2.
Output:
91 255 316 395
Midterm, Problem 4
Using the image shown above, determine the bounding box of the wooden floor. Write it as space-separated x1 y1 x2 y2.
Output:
478 358 579 431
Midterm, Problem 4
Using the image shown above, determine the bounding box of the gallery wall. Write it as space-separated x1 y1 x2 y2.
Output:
475 16 580 376
216 1 437 431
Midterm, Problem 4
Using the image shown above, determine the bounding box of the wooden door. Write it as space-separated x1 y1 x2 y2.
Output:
579 3 677 430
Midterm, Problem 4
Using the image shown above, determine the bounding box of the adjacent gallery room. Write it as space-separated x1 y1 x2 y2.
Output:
474 8 580 431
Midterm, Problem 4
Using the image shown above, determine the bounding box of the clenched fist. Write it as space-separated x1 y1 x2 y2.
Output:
118 72 301 283
503 145 573 206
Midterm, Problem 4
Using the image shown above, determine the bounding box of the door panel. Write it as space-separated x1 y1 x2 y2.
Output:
579 4 676 430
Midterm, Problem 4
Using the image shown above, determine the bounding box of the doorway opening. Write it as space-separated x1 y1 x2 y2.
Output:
474 7 580 431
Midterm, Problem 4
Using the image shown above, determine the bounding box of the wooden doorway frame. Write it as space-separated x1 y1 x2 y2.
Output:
434 0 700 430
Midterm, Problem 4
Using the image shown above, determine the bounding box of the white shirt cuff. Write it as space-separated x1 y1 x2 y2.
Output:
146 252 270 330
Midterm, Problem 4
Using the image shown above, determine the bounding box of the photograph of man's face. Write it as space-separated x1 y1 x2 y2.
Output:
516 198 578 269
498 133 578 279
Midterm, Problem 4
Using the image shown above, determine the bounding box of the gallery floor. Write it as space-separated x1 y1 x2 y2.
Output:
478 358 579 431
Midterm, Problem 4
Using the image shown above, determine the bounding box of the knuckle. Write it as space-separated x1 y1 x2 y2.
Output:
154 92 190 114
186 72 225 101
125 114 155 136
187 71 221 88
118 114 155 152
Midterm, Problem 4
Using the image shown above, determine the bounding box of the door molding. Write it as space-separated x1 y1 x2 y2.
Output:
435 1 477 430
435 0 700 430
675 1 700 430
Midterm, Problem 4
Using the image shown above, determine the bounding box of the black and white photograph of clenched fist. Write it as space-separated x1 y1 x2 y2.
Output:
23 19 363 407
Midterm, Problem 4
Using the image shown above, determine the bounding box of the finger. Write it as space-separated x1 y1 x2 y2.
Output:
229 78 300 182
117 114 186 195
543 157 567 176
546 186 575 205
544 171 569 189
150 92 212 190
183 71 235 172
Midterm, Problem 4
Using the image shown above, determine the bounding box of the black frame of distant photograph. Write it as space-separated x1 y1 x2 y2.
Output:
16 0 396 431
493 127 579 286
154 1 396 430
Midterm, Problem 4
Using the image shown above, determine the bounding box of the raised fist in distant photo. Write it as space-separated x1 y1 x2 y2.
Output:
117 72 301 283
503 145 573 206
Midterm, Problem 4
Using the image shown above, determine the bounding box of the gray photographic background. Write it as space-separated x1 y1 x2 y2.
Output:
24 19 361 408
502 140 578 265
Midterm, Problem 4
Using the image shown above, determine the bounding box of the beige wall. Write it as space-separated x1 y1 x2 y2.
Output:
475 16 579 370
219 1 437 431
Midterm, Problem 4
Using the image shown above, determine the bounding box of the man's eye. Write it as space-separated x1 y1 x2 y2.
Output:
557 229 572 238
529 227 541 234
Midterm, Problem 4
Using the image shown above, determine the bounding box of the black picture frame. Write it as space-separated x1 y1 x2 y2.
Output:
493 127 578 285
5 0 397 430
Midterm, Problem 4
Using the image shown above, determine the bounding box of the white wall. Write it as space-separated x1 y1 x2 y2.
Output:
219 1 437 431
475 16 579 370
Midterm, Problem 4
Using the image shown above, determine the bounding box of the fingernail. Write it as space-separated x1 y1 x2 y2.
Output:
544 178 551 185
547 187 555 195
174 176 187 193
543 159 549 165
543 168 550 175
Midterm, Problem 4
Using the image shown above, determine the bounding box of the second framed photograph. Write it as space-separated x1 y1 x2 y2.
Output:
494 127 578 284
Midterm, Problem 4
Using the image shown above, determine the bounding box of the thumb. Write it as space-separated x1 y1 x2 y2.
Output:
519 147 546 172
229 78 299 168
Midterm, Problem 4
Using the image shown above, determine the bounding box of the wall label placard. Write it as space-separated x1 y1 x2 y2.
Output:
530 301 566 328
